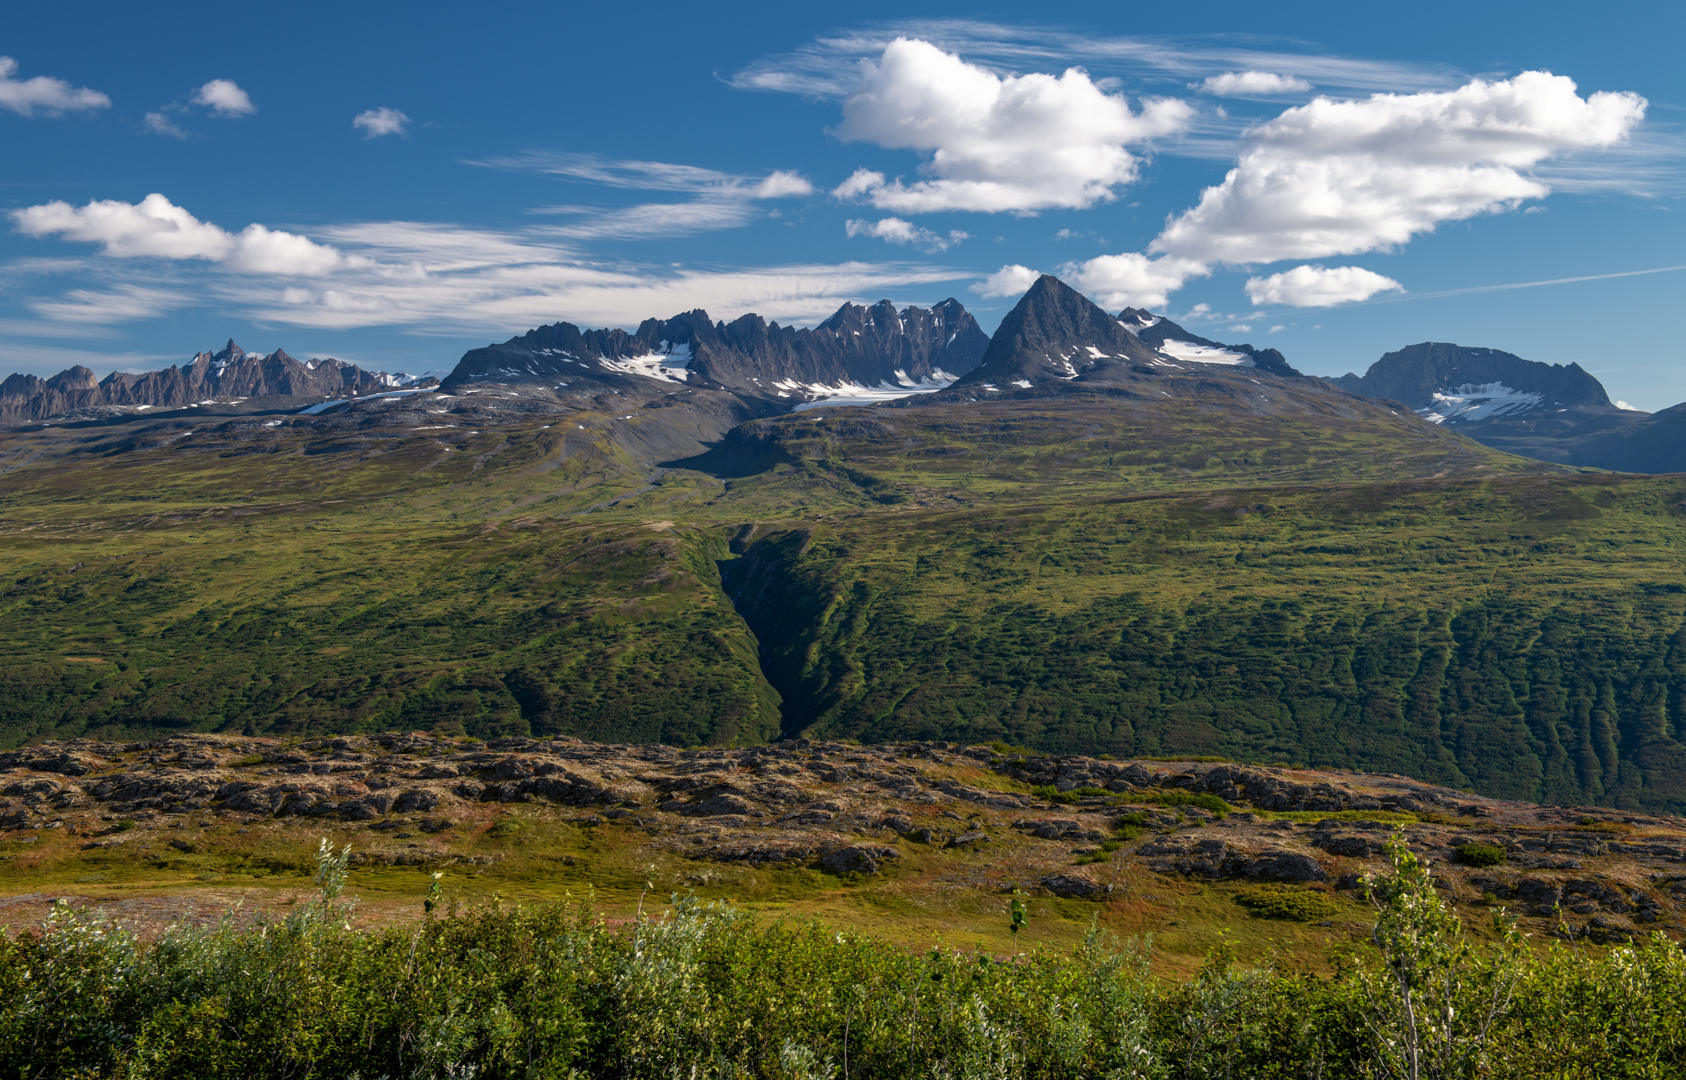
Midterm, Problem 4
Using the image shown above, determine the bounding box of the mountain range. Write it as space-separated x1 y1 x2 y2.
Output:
6 287 1681 477
3 276 1686 813
0 340 440 424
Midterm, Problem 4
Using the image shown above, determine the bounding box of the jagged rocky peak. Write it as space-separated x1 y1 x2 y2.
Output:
954 275 1161 389
45 365 100 392
1335 343 1616 425
0 340 430 424
441 297 990 404
1116 307 1301 378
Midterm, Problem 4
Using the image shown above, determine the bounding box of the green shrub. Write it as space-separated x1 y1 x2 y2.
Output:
1031 784 1113 804
1234 887 1344 922
987 740 1041 757
1140 755 1233 764
1112 813 1148 842
1455 842 1507 867
1262 809 1417 825
1112 789 1232 817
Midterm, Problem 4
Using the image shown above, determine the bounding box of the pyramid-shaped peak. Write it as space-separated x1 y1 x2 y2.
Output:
212 339 246 363
956 275 1158 388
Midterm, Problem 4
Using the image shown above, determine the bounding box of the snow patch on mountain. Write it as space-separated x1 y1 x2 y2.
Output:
597 341 694 384
1156 339 1253 366
1418 382 1545 425
296 388 436 415
790 371 957 411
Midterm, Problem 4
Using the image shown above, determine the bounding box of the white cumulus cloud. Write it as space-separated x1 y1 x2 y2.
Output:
833 37 1192 214
1245 265 1404 307
970 264 1043 298
1061 253 1209 310
754 170 815 198
1153 71 1646 267
1197 71 1313 97
845 217 967 251
0 56 110 117
1063 70 1647 309
191 79 255 117
353 107 409 138
11 193 351 275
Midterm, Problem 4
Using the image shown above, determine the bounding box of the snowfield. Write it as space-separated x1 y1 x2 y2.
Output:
789 371 958 411
1417 382 1545 424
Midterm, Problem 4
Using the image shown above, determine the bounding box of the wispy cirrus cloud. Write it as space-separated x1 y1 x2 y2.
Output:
27 284 192 324
468 152 817 243
729 20 1463 100
8 192 969 334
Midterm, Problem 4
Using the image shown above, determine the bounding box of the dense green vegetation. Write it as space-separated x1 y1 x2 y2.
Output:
7 834 1686 1078
3 395 1686 810
725 474 1686 811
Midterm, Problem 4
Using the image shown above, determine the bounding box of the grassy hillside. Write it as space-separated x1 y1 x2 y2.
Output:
722 473 1686 811
0 414 783 748
4 394 1685 810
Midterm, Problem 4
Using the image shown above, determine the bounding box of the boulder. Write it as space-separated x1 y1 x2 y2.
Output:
395 788 442 813
821 846 889 874
1040 873 1107 898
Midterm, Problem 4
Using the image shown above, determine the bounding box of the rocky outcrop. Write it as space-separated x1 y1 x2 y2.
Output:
1139 836 1329 882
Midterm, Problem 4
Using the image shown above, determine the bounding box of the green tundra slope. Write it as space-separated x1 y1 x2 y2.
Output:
722 473 1686 811
4 386 1686 811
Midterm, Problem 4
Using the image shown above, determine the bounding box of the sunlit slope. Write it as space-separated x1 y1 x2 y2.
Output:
723 473 1686 812
665 392 1556 516
8 390 1685 812
0 415 784 747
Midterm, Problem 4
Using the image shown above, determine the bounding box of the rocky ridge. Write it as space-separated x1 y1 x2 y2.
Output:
0 341 438 424
440 299 990 405
6 734 1685 943
1116 307 1300 377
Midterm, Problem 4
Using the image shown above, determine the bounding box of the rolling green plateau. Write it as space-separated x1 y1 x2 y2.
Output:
3 388 1686 811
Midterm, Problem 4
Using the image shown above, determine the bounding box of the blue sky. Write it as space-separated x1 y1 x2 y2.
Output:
4 0 1684 406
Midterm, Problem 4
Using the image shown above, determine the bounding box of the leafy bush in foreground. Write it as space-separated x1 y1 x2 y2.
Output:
4 835 1686 1078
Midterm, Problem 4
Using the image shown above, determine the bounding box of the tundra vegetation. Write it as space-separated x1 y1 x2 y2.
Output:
5 833 1685 1078
3 404 1686 812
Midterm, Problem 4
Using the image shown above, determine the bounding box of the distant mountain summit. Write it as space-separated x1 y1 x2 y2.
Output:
1117 308 1300 377
0 340 437 424
1330 342 1654 467
1333 343 1613 420
442 299 989 405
